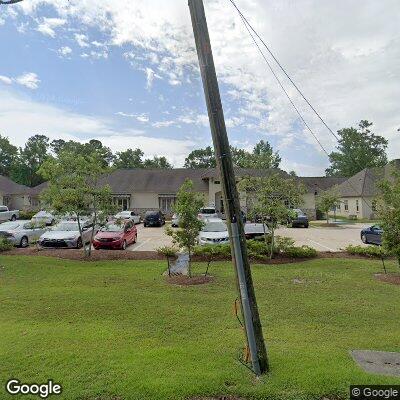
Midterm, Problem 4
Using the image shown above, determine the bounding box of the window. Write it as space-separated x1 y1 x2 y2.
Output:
356 200 359 212
336 203 341 211
158 195 176 213
214 180 220 185
344 200 349 211
113 195 131 211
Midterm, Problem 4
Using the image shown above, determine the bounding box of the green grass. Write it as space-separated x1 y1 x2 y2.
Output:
0 256 399 400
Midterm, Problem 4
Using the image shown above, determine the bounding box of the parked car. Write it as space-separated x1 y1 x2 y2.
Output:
288 209 309 228
244 222 269 240
361 225 383 245
38 219 95 248
31 210 55 226
93 220 137 250
171 213 180 228
198 206 219 220
0 206 19 222
199 218 229 245
143 211 165 227
0 220 49 247
114 210 141 224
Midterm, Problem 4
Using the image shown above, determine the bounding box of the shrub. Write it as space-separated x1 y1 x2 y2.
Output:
194 244 231 258
0 237 13 252
285 245 318 258
345 244 390 258
19 210 36 220
274 236 295 253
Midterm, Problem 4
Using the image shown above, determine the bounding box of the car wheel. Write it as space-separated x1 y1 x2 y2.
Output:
20 236 29 248
361 234 368 244
76 237 83 248
304 224 309 228
144 223 147 227
121 240 127 250
11 215 16 221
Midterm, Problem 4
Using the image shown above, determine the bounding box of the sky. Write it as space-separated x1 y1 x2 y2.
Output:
0 0 399 176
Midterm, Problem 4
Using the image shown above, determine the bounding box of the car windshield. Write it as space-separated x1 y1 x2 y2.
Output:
200 208 216 214
53 222 79 231
101 223 124 232
0 222 20 230
202 221 227 232
294 209 305 216
117 211 130 216
145 212 158 217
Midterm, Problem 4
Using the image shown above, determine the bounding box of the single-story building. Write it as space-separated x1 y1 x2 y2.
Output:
0 175 33 211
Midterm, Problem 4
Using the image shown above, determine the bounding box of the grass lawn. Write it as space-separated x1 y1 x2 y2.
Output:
0 256 399 400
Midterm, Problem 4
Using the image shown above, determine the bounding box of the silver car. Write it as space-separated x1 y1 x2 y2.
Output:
0 220 49 247
114 211 141 224
38 220 95 249
31 210 56 226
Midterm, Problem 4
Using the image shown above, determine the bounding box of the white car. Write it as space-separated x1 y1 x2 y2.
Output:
31 210 55 226
171 214 180 227
198 206 219 220
198 218 229 245
0 220 49 247
114 211 141 224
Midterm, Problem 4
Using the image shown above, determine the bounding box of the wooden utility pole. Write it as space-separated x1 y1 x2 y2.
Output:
188 0 269 375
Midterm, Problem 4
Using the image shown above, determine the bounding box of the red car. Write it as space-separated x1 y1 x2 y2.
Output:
93 220 137 250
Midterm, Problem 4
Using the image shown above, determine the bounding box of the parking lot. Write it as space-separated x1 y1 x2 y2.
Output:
127 222 370 252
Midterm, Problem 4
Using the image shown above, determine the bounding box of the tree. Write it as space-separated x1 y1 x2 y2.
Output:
50 139 114 167
143 156 173 169
377 171 400 267
184 140 281 170
114 148 145 169
184 146 216 169
39 151 115 257
166 179 204 277
240 174 305 258
10 134 50 187
326 120 388 177
0 135 18 176
316 187 341 224
157 246 178 276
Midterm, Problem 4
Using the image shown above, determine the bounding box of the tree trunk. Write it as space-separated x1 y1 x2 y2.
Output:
76 215 88 258
188 248 192 278
205 260 210 276
269 225 275 260
167 257 171 277
88 210 97 258
326 210 329 224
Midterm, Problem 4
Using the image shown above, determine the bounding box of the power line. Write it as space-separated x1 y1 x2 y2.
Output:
228 0 339 142
237 11 330 158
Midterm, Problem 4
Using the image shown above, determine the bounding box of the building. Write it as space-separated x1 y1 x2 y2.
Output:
0 175 33 211
3 159 398 219
335 159 400 219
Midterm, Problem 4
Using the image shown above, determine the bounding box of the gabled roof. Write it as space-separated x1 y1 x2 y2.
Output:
98 168 209 193
200 167 289 179
0 175 30 195
298 176 346 192
337 168 384 197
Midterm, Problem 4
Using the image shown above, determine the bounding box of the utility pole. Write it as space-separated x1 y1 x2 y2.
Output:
188 0 269 375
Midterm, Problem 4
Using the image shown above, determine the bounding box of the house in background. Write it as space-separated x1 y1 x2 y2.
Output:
0 175 32 211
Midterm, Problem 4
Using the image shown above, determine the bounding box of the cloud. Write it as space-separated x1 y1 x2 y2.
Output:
0 75 13 85
58 46 72 57
15 72 40 89
36 17 66 37
74 33 89 48
116 112 149 123
0 89 192 166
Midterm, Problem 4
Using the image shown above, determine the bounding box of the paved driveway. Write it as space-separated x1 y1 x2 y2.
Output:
127 222 370 252
128 224 173 252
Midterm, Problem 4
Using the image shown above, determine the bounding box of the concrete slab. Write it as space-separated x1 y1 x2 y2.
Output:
351 350 400 377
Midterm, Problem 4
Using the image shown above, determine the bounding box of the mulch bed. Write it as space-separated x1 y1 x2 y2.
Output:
2 247 164 261
374 273 400 286
1 247 395 264
166 275 214 286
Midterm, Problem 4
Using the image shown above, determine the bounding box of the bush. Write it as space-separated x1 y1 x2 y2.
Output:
0 237 13 252
284 245 318 258
19 210 36 220
345 244 390 258
193 244 231 258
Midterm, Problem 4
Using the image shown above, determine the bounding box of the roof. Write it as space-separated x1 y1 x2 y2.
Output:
298 176 346 192
29 181 49 195
0 176 30 195
98 168 209 193
200 167 289 179
337 168 384 197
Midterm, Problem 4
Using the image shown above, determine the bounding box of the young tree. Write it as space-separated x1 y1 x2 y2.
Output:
39 151 115 257
157 246 178 276
316 187 341 224
166 179 204 277
377 171 400 267
326 120 388 177
240 174 306 259
0 135 18 176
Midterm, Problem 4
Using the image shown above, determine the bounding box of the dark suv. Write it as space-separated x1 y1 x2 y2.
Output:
289 208 309 228
143 211 165 227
